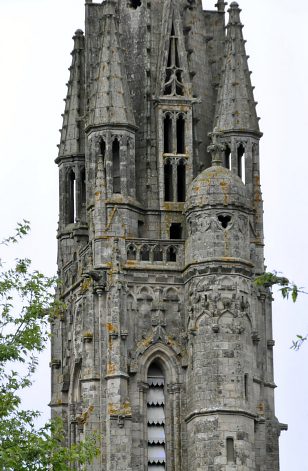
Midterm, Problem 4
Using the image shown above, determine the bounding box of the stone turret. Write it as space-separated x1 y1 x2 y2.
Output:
86 0 138 241
56 29 87 265
185 133 252 266
183 133 277 470
213 1 264 273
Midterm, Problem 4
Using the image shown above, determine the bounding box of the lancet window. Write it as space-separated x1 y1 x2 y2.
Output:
226 437 235 463
163 158 186 203
112 138 121 193
237 144 246 183
147 362 166 470
66 166 86 224
164 160 173 202
163 112 186 155
68 168 76 224
162 111 187 202
176 115 185 154
177 159 186 202
224 145 231 170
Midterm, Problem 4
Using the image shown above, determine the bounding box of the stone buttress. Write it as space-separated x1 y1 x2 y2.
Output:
51 1 286 470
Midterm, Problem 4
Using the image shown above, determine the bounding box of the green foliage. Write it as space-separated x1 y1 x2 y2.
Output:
255 271 307 350
0 223 100 469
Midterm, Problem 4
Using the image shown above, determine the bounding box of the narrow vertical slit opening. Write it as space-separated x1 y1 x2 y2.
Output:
174 38 180 68
164 114 173 153
176 115 185 154
225 145 231 170
112 138 121 193
237 144 246 183
100 139 106 162
244 374 248 400
81 167 86 203
164 160 173 201
177 160 186 202
226 437 235 463
68 169 76 224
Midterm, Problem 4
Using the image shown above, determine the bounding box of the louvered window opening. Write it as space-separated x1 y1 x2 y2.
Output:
147 363 166 470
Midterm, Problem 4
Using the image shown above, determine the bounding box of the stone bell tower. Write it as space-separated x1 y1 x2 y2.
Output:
51 1 286 469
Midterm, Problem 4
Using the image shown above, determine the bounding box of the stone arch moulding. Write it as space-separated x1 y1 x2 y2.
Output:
136 342 182 385
68 360 82 404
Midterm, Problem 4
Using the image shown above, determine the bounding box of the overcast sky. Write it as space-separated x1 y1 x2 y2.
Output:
0 1 307 469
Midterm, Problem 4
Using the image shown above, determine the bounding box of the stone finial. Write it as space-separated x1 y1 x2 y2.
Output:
207 132 225 167
73 29 84 48
228 1 242 24
215 0 228 12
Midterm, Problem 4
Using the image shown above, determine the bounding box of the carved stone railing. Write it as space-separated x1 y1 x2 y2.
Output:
125 239 184 268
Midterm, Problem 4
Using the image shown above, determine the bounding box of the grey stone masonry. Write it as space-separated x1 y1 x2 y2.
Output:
51 1 286 470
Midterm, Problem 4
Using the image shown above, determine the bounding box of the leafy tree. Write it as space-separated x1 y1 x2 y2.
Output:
0 222 99 470
255 271 307 350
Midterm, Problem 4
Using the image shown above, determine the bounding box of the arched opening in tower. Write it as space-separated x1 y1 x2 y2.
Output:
164 160 173 201
68 168 76 224
225 145 231 170
177 160 186 202
237 144 246 183
112 139 121 193
80 167 86 221
176 115 185 154
164 114 173 153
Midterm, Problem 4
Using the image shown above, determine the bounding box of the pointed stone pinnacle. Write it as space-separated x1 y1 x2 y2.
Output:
213 0 260 135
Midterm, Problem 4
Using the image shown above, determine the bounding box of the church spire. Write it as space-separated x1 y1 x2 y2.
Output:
87 0 135 130
58 29 85 159
214 2 260 135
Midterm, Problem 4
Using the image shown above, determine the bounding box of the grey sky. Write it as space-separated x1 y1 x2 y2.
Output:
0 1 307 469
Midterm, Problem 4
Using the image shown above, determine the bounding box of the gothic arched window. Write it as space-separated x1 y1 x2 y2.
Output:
164 160 173 202
147 362 166 469
140 245 150 261
153 245 163 262
80 167 86 221
112 138 121 193
177 159 186 202
237 144 246 183
127 244 137 261
176 115 185 154
225 145 231 170
166 246 177 262
67 168 76 224
164 114 173 154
